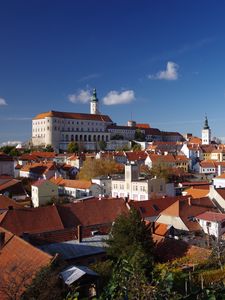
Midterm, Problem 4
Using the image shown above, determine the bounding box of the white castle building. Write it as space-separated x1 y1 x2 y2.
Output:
32 88 184 151
32 89 113 151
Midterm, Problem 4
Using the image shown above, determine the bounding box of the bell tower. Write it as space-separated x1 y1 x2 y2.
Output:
90 88 100 115
202 115 211 145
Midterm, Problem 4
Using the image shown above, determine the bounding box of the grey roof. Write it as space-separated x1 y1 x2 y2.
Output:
60 265 99 285
39 235 108 260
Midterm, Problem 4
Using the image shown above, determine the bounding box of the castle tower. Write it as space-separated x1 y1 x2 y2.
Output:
202 115 211 145
90 88 100 115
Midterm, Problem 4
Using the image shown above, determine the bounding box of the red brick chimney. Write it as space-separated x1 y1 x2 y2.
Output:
77 225 82 243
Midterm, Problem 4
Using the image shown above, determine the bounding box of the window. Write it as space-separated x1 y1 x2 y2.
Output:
133 185 138 191
206 221 211 227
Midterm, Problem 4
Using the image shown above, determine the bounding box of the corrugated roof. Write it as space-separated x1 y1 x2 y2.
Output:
39 235 108 260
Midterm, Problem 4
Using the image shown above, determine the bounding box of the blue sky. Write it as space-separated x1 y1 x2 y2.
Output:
1 0 225 144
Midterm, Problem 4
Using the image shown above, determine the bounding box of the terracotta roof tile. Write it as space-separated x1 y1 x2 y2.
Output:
51 178 93 189
0 206 64 236
126 151 148 161
33 110 112 122
185 187 210 198
130 196 186 218
0 195 22 210
56 197 128 228
0 227 52 299
20 161 57 174
196 211 225 222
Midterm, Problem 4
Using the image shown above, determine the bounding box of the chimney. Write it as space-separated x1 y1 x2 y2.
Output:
188 197 192 206
77 225 82 243
152 222 155 234
218 164 222 176
0 232 5 250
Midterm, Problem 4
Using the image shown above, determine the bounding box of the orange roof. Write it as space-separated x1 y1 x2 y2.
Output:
188 136 202 145
33 110 112 122
196 211 225 222
51 178 93 189
174 155 189 162
0 178 22 191
126 151 147 161
0 195 22 210
31 151 56 158
185 187 209 198
0 206 64 236
200 160 216 168
136 123 150 129
149 154 176 163
0 227 52 300
21 162 56 174
160 197 217 231
56 197 128 228
214 173 225 179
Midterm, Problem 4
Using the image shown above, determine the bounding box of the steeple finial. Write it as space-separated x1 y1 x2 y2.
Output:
204 115 209 129
91 88 98 102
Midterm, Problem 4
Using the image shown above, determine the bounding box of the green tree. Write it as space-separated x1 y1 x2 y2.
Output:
67 141 79 153
21 260 68 300
0 145 15 154
132 143 142 151
43 145 54 152
98 140 107 151
134 129 145 141
107 207 154 273
9 148 20 157
101 208 155 299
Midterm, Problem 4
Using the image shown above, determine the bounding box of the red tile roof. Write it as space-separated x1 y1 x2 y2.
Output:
50 178 93 189
56 197 128 228
130 196 187 218
188 136 202 145
126 151 147 161
160 197 217 231
196 211 225 222
215 188 225 199
0 178 22 191
0 206 64 236
20 161 57 174
0 153 13 161
32 151 55 157
0 227 52 300
0 195 22 210
33 110 112 122
136 123 150 129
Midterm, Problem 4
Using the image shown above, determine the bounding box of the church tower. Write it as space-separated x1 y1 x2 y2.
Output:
202 115 211 145
90 88 100 115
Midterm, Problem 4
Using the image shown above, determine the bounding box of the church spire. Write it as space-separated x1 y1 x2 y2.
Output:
204 115 209 129
91 88 98 102
90 88 100 114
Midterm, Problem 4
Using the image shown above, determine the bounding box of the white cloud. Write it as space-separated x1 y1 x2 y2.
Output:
68 89 92 104
0 98 7 106
0 140 21 147
103 90 135 105
148 61 179 80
